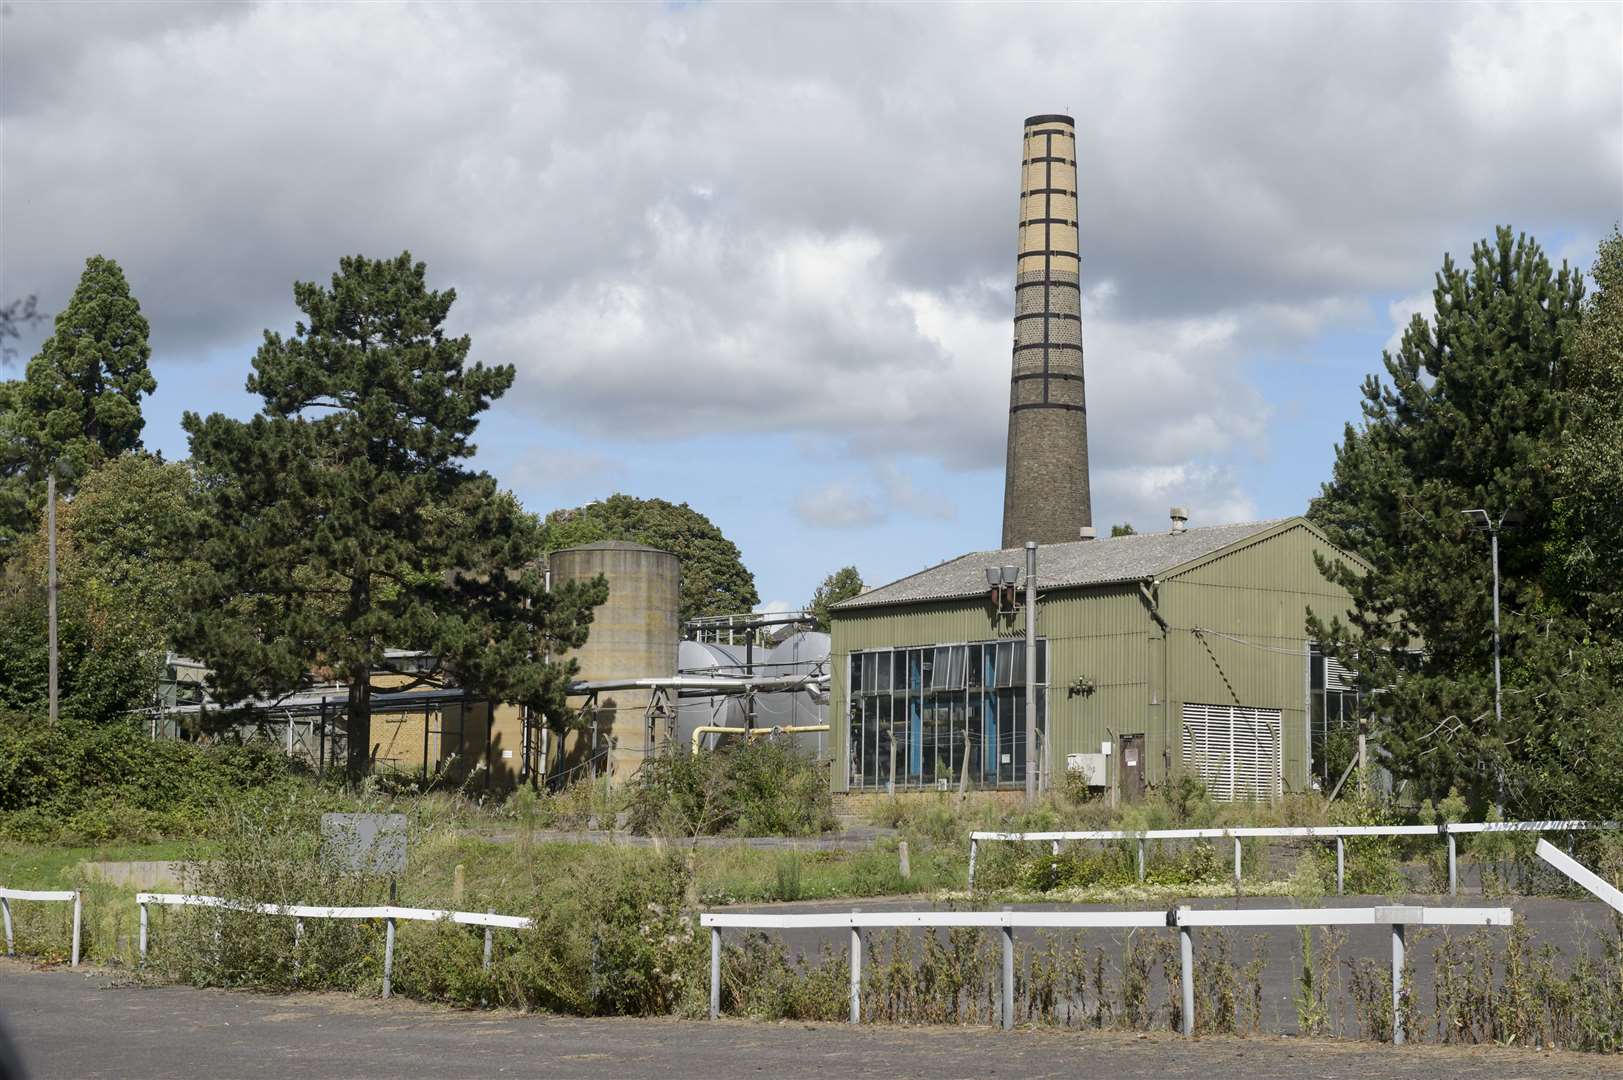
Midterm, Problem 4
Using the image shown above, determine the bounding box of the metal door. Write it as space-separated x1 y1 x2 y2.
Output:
1120 733 1146 799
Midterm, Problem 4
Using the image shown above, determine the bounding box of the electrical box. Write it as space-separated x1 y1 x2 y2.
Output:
1065 752 1108 787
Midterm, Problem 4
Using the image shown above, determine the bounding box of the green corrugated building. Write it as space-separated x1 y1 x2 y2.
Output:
828 515 1369 800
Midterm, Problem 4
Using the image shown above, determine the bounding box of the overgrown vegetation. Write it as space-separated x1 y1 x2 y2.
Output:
625 739 835 839
0 714 295 842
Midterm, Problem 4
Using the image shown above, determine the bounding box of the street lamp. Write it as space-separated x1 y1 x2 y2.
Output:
1461 508 1523 735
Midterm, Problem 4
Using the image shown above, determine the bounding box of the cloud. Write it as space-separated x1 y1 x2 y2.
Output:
3 1 1617 529
793 479 884 530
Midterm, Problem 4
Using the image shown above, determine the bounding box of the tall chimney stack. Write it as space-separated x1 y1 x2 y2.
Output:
1001 114 1092 549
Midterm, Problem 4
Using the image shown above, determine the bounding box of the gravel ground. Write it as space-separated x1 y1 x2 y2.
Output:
1 961 1618 1080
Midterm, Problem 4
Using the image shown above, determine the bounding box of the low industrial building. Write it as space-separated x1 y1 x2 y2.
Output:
828 514 1367 800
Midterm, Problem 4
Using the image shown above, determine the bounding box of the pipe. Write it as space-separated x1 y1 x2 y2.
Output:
691 723 830 754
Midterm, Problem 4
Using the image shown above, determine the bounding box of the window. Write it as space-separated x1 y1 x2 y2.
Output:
847 639 1047 790
1180 702 1282 801
1309 644 1361 787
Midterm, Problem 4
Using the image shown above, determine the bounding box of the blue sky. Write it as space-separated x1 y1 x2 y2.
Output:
4 3 1618 612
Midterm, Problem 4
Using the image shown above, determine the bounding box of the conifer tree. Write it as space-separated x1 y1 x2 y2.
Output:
1309 228 1584 810
0 256 154 541
180 253 606 781
808 566 863 631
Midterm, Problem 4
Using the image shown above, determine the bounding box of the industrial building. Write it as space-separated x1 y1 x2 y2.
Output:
828 514 1368 799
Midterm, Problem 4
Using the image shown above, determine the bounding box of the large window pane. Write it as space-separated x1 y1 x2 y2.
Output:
850 652 864 694
996 643 1015 688
863 653 878 694
967 644 984 689
875 649 891 692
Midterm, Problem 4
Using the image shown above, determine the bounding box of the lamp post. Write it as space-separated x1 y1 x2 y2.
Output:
1461 509 1522 736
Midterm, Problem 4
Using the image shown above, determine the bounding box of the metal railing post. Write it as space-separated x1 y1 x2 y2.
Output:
1447 833 1457 897
1137 838 1146 882
709 927 722 1020
1390 922 1406 1045
968 839 978 891
1001 907 1015 1030
1179 923 1194 1036
1335 838 1345 895
483 910 495 971
70 890 81 967
849 910 862 1024
139 901 150 962
293 917 302 982
382 916 396 999
1233 837 1242 890
2 897 12 956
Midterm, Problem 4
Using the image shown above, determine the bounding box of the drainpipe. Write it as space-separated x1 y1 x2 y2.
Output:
1024 542 1038 804
1138 580 1171 783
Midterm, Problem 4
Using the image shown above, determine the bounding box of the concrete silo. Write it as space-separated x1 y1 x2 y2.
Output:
550 541 680 782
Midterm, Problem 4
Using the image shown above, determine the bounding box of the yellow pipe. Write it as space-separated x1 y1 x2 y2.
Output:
691 723 830 753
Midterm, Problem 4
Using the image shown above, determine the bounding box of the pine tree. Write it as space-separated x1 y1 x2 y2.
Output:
1309 227 1584 810
179 253 605 781
0 257 155 541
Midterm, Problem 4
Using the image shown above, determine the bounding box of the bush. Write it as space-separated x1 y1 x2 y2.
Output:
626 738 834 838
0 713 297 842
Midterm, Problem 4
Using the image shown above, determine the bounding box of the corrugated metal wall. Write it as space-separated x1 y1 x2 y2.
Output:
829 519 1359 796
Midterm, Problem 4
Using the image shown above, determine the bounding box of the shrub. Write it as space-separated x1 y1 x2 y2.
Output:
0 713 297 842
626 738 834 838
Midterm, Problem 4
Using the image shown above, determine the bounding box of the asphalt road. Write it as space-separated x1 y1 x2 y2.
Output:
2 961 1619 1080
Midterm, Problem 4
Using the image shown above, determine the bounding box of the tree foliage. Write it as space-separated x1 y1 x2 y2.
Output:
0 257 155 543
1308 227 1607 814
1109 523 1136 537
808 565 863 631
540 494 758 623
0 453 197 723
178 253 606 781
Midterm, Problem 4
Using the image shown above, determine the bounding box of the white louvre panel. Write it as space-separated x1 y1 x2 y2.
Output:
1325 657 1357 693
1181 702 1283 801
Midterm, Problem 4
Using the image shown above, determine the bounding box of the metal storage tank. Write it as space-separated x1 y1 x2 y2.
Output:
754 630 831 756
676 640 750 748
551 541 680 782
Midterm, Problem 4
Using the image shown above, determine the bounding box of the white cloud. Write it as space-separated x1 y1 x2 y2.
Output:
2 0 1616 531
793 480 883 530
1384 291 1435 357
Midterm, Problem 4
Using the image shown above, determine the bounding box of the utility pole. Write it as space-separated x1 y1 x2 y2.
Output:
1488 527 1502 732
1024 541 1037 804
47 468 59 726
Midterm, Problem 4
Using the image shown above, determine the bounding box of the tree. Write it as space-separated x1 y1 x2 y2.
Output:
1109 523 1136 537
178 253 606 782
1 257 155 543
540 494 758 623
0 295 43 366
0 454 191 722
808 566 864 631
1308 227 1585 811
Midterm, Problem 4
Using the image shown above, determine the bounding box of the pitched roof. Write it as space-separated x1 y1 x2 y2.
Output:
834 518 1294 611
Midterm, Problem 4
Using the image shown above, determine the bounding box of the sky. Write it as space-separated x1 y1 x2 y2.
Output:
3 2 1619 613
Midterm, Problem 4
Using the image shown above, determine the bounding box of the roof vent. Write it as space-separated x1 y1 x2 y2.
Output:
1078 526 1097 541
1169 507 1189 533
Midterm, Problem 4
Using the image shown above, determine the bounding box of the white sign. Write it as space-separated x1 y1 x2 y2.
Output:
1100 741 1112 756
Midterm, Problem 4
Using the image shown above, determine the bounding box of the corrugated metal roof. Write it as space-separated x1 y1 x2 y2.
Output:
835 518 1293 611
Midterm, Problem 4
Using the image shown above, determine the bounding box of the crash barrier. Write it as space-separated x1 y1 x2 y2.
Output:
136 892 532 998
700 903 1511 1044
0 887 81 966
967 820 1621 894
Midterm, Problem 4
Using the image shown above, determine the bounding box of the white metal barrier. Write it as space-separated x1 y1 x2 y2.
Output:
1535 839 1623 915
699 903 1511 1043
0 887 81 966
136 892 532 998
967 820 1621 894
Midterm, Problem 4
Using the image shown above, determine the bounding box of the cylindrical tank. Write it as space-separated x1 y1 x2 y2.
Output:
675 640 749 748
550 541 680 781
754 630 831 756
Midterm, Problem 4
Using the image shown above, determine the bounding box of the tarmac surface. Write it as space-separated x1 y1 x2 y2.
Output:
2 960 1620 1080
